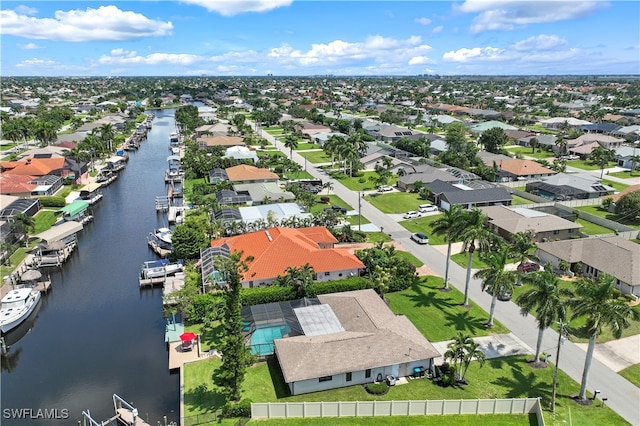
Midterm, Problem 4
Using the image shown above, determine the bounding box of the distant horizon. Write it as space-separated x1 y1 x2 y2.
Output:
3 74 640 79
2 1 638 77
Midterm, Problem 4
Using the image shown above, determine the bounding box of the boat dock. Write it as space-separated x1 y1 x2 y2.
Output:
81 394 152 426
147 239 171 258
139 272 184 289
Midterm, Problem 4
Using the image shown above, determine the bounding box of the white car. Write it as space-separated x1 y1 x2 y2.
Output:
377 185 393 192
418 205 438 213
403 211 422 219
410 233 429 244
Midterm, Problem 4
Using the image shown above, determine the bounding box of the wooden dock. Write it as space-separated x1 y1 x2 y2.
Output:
115 408 151 426
139 276 167 287
147 240 171 258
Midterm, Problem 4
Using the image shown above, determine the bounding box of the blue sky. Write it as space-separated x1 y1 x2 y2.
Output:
1 1 639 76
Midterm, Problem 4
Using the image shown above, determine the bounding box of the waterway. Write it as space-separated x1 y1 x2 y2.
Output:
1 108 181 424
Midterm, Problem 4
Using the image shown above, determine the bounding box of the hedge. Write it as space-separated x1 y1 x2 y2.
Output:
306 277 373 297
37 196 66 208
240 285 297 306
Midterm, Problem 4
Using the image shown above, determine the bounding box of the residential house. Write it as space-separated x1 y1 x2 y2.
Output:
204 227 364 287
525 173 615 200
517 134 557 151
214 202 312 225
274 289 440 395
232 182 295 204
30 175 63 196
359 153 411 174
469 121 517 135
0 174 38 196
197 135 244 150
612 125 640 141
195 123 236 138
300 122 331 137
310 132 348 147
223 146 258 163
372 125 426 142
480 205 582 242
427 179 512 210
539 117 591 130
614 146 640 170
492 158 556 182
225 164 279 183
396 164 477 192
567 134 624 156
536 236 640 297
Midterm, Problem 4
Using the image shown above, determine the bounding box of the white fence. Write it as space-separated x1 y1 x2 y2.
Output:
251 398 544 424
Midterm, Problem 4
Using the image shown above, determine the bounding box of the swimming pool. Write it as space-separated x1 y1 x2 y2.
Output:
250 323 291 356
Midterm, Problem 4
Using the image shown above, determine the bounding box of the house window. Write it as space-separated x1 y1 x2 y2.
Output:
568 229 574 233
338 273 343 277
365 369 371 378
319 376 332 382
324 272 330 276
249 281 254 288
346 372 352 382
553 230 559 235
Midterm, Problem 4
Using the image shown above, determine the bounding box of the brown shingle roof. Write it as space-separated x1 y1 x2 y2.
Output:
496 159 555 176
225 164 279 182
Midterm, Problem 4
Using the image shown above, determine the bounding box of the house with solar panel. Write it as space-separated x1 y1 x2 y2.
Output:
480 205 582 242
525 173 615 201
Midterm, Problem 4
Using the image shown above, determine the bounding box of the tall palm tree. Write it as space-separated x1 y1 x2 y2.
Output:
458 208 497 306
571 273 639 401
509 230 538 285
590 146 615 179
474 243 517 327
517 263 571 364
10 213 35 248
283 134 299 160
99 123 115 152
629 154 640 176
323 135 344 168
431 205 464 291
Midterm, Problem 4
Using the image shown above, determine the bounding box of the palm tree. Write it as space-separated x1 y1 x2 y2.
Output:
283 134 299 160
474 243 517 327
509 230 538 285
444 332 486 383
322 181 333 194
458 208 497 306
283 263 315 297
517 263 571 364
323 134 344 168
590 146 616 179
99 123 115 152
629 153 640 176
10 213 35 248
570 273 640 402
431 205 464 291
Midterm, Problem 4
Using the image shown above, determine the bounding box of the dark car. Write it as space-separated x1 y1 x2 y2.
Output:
324 206 347 214
518 262 541 273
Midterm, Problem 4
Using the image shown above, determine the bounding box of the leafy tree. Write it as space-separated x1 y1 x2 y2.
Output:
474 243 517 327
614 190 640 219
570 273 640 401
479 127 510 154
431 205 464 291
517 263 571 364
214 254 255 402
171 223 209 260
590 146 616 179
275 263 315 298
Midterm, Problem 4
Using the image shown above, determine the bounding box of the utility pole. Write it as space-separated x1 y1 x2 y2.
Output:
358 191 361 231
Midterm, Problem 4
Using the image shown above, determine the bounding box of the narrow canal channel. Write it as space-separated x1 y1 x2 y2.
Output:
1 108 181 424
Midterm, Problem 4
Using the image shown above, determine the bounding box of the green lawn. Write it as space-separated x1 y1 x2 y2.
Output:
507 146 555 159
331 171 399 192
399 215 450 246
365 192 426 213
294 143 320 150
311 194 352 214
185 321 224 353
34 210 58 233
575 218 615 235
298 150 332 164
601 179 630 192
387 277 508 340
394 250 424 267
284 170 315 180
566 160 617 171
450 251 486 269
575 205 640 230
366 232 392 244
607 170 640 179
618 363 640 388
345 215 370 226
184 353 626 426
511 195 534 206
0 247 30 279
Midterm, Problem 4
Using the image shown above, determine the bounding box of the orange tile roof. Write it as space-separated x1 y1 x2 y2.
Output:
210 227 363 282
197 135 244 147
496 159 555 176
0 174 37 193
1 157 65 176
225 164 279 182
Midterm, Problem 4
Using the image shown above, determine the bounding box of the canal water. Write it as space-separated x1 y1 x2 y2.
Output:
1 108 181 424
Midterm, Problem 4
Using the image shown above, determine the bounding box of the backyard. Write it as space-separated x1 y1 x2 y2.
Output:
330 171 399 192
575 205 640 230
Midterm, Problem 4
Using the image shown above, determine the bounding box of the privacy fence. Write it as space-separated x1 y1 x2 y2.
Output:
251 397 545 425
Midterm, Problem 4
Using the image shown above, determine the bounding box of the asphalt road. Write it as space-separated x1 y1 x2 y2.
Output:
252 122 640 425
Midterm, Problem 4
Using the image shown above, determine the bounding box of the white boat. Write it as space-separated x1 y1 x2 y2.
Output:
140 259 184 280
152 227 173 248
0 288 42 333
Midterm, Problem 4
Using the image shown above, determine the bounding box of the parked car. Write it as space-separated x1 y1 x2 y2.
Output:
498 291 512 301
518 262 541 273
377 185 393 192
559 154 580 160
403 211 422 219
410 232 429 244
324 206 347 214
418 204 438 213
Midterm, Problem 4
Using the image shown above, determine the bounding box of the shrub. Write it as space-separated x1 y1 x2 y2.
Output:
221 399 252 418
612 288 622 299
37 196 66 208
320 196 330 203
364 382 389 395
624 294 637 303
240 285 297 306
306 277 372 297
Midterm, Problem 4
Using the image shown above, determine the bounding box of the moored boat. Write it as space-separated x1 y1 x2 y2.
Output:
0 288 42 333
140 259 184 280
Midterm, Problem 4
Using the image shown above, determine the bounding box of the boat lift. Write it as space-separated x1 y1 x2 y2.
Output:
80 394 161 426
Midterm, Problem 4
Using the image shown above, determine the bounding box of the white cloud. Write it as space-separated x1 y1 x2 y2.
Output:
16 58 56 67
443 46 508 62
0 6 173 41
99 52 202 66
18 42 40 49
408 56 435 65
14 5 37 15
180 0 292 16
457 1 608 33
415 17 431 25
431 25 444 34
511 34 567 51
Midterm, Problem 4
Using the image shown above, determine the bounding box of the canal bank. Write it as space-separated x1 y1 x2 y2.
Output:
1 108 180 424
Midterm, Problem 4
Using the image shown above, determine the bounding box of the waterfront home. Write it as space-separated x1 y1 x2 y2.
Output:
536 236 640 297
225 164 279 184
200 227 364 288
273 289 440 395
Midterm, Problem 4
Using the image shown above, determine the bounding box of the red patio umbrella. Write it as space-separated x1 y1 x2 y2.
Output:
180 332 196 341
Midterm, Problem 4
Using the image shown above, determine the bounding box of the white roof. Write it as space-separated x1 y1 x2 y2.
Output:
35 221 83 243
